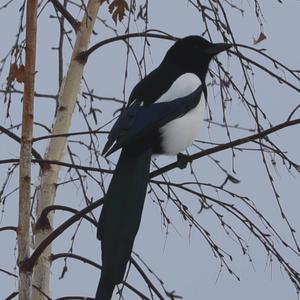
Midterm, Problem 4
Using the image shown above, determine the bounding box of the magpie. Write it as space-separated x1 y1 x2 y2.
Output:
95 35 231 300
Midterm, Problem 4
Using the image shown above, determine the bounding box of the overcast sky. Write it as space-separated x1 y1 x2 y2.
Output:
0 1 300 299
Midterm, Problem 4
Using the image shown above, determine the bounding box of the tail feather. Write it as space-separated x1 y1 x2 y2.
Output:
95 276 114 300
96 148 152 299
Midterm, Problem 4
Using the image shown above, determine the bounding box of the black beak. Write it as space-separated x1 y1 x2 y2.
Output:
206 43 232 56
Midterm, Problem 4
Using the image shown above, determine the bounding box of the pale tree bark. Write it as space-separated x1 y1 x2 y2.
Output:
32 1 102 299
18 1 38 299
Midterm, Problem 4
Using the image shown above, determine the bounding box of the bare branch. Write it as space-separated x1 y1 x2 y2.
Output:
49 0 80 32
150 118 300 178
0 125 42 160
51 253 151 300
36 204 97 229
0 226 17 232
23 199 103 272
78 29 177 63
18 1 37 299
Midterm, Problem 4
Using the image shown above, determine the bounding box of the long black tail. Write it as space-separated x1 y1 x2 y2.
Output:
95 148 152 300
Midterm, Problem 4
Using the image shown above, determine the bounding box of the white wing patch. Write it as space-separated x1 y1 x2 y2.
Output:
157 73 205 155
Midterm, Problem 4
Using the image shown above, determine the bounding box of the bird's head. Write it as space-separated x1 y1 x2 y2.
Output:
163 35 231 82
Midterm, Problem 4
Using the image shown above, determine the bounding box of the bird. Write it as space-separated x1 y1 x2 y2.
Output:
95 35 231 300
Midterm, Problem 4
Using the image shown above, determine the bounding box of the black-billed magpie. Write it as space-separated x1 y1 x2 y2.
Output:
95 36 231 300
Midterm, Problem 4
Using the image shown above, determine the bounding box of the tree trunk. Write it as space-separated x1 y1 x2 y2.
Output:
18 1 38 299
32 1 102 299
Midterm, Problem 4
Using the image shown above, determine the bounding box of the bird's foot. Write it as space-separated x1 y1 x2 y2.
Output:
177 153 189 169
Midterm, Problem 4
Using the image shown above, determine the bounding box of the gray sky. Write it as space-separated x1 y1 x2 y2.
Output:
0 1 300 299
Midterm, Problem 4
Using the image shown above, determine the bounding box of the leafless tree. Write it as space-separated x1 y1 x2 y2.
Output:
0 1 299 299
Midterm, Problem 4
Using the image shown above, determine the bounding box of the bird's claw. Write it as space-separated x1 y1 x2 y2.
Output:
177 153 189 169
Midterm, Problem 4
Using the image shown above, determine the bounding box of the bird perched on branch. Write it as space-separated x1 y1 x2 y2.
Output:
95 35 231 300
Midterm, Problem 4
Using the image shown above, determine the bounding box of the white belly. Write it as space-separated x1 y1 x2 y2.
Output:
156 73 205 155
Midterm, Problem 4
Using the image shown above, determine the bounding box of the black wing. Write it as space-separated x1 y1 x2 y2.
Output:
103 85 204 156
128 65 176 106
